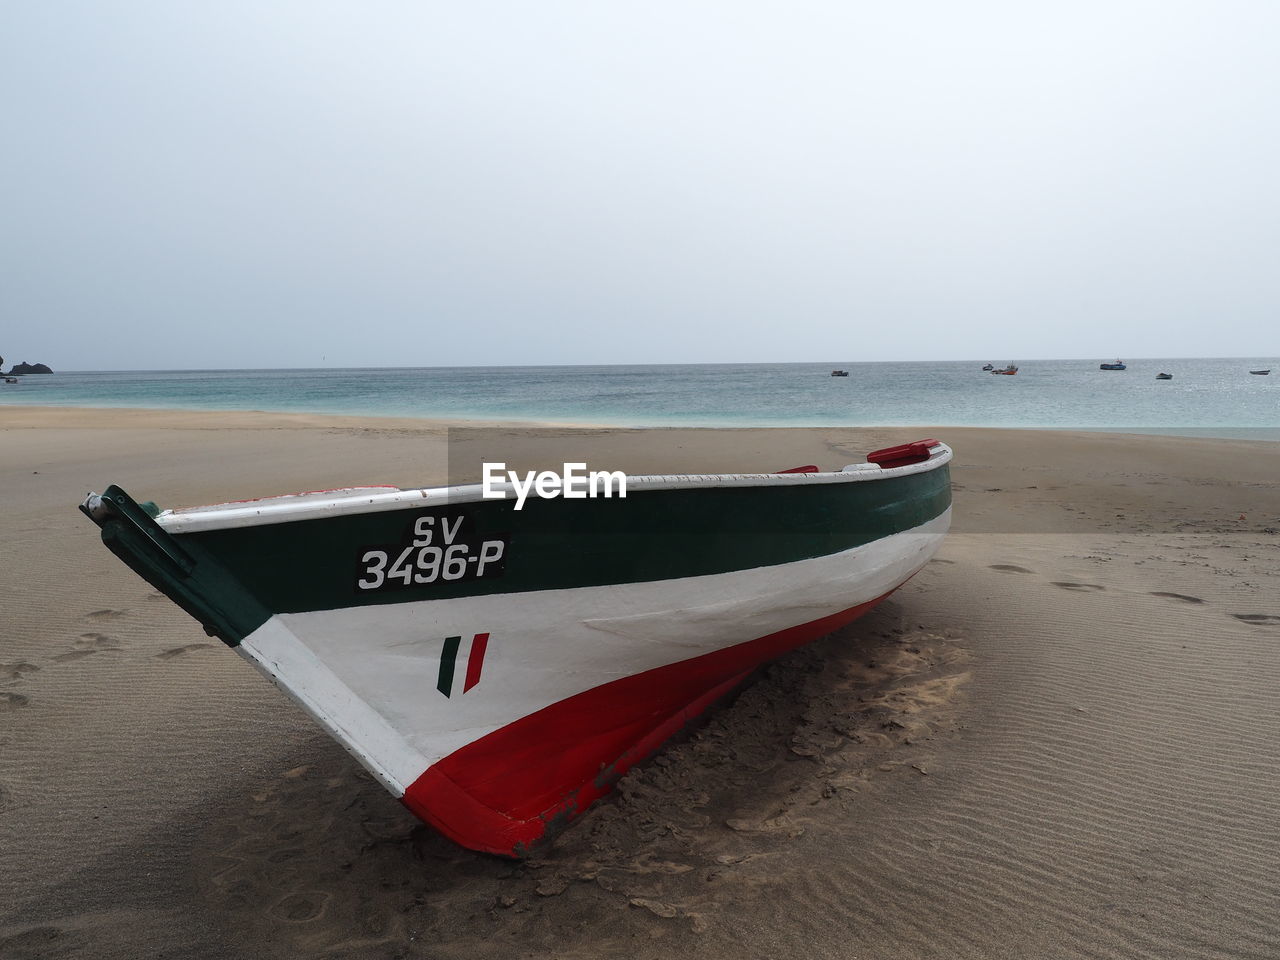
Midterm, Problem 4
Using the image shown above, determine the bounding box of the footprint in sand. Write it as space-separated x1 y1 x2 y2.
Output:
266 847 307 864
86 609 126 621
268 892 329 923
0 926 63 956
1 662 40 681
1232 614 1280 626
51 651 95 664
1150 592 1206 604
0 691 31 711
1052 582 1106 592
630 898 680 918
989 564 1033 574
156 643 212 660
51 634 121 663
930 558 956 565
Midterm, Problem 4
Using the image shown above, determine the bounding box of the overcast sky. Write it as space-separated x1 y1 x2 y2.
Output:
3 1 1278 369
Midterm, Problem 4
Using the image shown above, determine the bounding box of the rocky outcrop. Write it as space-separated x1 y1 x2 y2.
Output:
6 362 53 375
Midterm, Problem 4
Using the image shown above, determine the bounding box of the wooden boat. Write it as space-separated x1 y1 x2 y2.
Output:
80 440 952 856
1100 360 1126 370
1250 369 1271 375
830 369 849 377
1156 373 1173 380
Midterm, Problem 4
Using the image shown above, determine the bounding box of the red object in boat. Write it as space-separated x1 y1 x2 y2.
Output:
866 440 940 469
775 465 820 474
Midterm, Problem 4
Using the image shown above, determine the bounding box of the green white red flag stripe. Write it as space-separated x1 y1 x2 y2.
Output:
436 632 490 697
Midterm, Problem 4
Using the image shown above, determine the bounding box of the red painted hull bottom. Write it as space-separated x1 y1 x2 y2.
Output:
402 587 899 856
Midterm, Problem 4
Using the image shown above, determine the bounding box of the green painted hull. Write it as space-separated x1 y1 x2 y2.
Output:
93 465 950 646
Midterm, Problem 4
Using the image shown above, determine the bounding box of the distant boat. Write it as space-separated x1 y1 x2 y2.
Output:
830 370 849 377
990 364 1018 375
1249 369 1270 375
3 378 17 384
1100 360 1127 371
981 363 994 371
1156 373 1173 380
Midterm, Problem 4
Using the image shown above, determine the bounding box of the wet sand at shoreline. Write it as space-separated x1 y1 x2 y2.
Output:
2 407 1279 958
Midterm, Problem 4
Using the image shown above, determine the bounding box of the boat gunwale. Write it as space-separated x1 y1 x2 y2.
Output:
144 443 954 534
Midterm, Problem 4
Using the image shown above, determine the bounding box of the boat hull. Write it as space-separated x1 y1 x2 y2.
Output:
235 511 946 854
83 446 952 856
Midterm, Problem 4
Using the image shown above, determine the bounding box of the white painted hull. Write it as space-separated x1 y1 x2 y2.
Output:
236 510 949 838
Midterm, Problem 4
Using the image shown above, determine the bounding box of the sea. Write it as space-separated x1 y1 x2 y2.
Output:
2 359 1277 439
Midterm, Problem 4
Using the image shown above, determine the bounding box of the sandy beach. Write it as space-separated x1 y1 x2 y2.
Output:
2 406 1279 959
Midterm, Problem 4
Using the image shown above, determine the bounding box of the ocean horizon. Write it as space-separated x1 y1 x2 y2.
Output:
2 358 1277 439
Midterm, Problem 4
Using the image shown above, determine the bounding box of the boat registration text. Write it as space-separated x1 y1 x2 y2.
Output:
356 513 508 592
